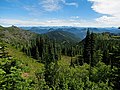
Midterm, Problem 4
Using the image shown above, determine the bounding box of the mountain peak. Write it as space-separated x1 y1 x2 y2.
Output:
11 25 19 28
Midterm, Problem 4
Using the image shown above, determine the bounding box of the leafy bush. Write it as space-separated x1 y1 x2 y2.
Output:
0 58 34 90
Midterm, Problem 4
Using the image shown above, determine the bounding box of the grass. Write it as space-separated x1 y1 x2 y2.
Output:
60 55 71 65
6 44 44 79
112 36 120 39
58 55 77 66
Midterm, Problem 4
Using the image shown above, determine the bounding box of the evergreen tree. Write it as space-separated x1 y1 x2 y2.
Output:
90 32 96 66
103 49 109 65
83 29 91 64
83 30 96 66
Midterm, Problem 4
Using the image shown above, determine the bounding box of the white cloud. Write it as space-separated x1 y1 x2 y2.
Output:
0 19 41 26
0 18 77 26
0 18 106 27
61 0 78 7
70 16 80 19
64 3 78 7
95 16 120 26
88 0 120 26
23 6 35 11
41 0 78 11
41 0 61 11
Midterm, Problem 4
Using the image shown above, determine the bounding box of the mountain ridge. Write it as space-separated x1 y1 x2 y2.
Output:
44 30 81 43
21 26 120 39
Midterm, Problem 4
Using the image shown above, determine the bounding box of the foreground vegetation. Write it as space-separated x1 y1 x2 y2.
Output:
0 26 120 89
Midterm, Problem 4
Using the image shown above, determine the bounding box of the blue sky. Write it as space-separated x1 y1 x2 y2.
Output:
0 0 120 27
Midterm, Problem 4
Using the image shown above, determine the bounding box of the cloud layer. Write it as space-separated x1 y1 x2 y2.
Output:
89 0 120 26
0 18 102 27
41 0 78 11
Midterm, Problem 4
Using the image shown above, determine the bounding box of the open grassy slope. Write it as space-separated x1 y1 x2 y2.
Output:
4 43 73 77
5 44 44 79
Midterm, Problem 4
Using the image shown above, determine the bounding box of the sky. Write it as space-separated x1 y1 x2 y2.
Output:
0 0 120 27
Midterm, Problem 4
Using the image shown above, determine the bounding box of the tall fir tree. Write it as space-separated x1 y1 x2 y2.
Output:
83 30 96 66
83 29 91 64
90 32 96 66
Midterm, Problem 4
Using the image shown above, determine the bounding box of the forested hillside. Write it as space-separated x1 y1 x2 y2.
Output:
0 26 120 90
45 30 81 43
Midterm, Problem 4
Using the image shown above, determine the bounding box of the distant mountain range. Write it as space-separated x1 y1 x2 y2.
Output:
0 26 81 45
20 26 120 39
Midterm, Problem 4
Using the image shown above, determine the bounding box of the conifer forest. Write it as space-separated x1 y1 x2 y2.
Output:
0 26 120 90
